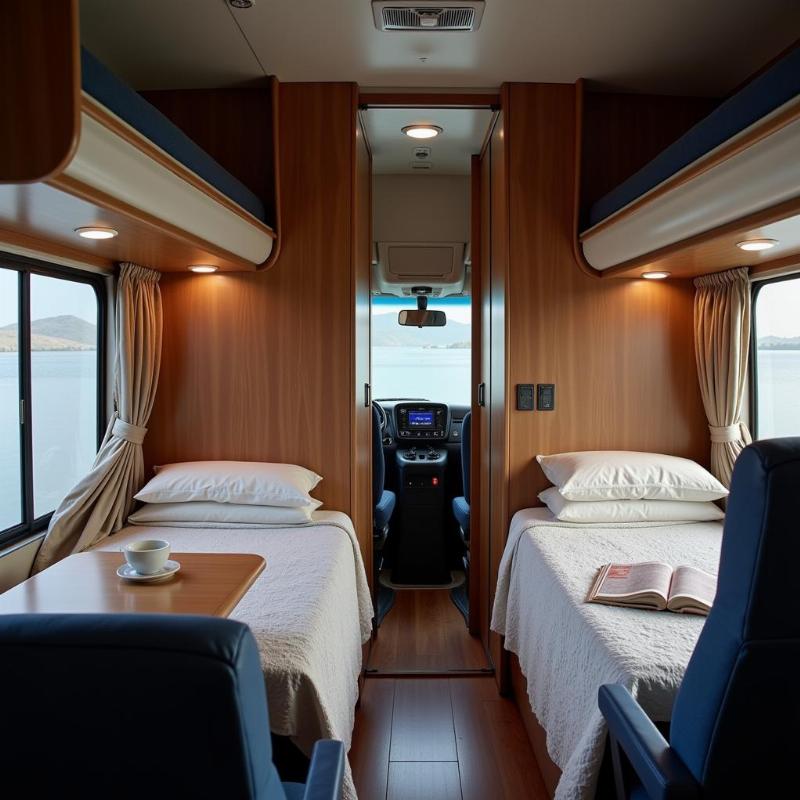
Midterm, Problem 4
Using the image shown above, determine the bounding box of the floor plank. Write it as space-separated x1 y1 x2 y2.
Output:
350 679 395 800
387 762 462 800
390 679 458 762
451 677 548 800
351 676 547 800
370 590 490 672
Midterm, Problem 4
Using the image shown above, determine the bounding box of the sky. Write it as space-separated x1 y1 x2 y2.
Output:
372 296 472 325
0 268 98 328
755 280 800 338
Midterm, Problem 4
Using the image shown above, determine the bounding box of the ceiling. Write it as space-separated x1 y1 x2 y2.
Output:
364 108 495 174
79 0 800 96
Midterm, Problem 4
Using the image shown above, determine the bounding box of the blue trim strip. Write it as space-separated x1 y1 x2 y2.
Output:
80 48 266 223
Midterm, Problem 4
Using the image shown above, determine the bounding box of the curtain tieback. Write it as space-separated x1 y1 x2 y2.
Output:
112 417 148 446
709 424 741 444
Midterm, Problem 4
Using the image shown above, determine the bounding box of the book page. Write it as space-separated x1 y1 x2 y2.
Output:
592 562 673 603
668 566 717 614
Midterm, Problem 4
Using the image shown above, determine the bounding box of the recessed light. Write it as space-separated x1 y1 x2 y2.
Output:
736 238 778 251
75 227 118 240
641 271 670 280
228 0 254 8
189 265 218 274
402 125 442 139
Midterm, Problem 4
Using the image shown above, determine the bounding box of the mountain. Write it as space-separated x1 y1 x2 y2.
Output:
758 335 800 350
0 315 97 352
372 311 470 347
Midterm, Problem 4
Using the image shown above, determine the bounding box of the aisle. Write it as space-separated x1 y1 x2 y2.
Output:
368 589 490 673
350 676 547 800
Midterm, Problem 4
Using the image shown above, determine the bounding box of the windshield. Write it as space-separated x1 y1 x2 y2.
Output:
372 297 471 405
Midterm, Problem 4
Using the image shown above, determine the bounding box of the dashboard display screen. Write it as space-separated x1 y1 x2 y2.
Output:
408 411 435 427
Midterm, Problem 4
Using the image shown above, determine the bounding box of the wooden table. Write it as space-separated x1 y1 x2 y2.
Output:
0 552 265 617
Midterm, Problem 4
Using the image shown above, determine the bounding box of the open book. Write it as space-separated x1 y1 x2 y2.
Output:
587 562 716 616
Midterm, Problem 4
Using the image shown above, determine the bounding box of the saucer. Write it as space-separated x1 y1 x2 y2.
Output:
117 560 181 583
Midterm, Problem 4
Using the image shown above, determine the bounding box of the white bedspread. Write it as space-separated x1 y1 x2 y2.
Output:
97 511 372 800
491 508 723 800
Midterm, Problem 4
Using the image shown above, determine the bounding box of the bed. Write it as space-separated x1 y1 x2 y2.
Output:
0 25 276 273
491 507 724 800
580 45 800 273
95 510 372 800
80 48 267 225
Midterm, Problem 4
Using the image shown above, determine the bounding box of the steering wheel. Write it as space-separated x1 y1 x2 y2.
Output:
373 401 388 434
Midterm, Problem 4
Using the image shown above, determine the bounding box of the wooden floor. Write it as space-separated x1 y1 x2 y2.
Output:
369 589 490 673
350 677 548 800
355 589 546 799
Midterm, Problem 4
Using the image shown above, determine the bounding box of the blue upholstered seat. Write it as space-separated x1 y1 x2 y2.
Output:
0 613 344 799
599 438 800 798
373 405 395 533
374 489 396 531
452 411 471 540
452 495 470 533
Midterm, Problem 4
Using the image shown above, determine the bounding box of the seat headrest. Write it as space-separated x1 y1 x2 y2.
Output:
717 438 800 641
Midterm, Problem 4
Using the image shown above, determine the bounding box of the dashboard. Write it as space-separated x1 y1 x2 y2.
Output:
395 403 449 441
374 400 469 445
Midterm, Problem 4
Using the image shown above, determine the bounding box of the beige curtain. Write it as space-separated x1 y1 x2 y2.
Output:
693 267 752 487
33 264 162 573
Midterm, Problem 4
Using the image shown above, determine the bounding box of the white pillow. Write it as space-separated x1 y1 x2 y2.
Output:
134 461 323 508
129 501 317 527
536 451 728 502
539 487 724 524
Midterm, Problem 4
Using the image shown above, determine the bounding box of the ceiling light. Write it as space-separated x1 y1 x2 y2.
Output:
402 125 442 139
641 271 670 280
189 265 218 274
228 0 254 8
75 227 118 240
736 238 778 252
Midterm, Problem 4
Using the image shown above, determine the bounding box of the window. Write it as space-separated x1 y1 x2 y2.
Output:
0 255 105 545
372 297 471 405
752 274 800 439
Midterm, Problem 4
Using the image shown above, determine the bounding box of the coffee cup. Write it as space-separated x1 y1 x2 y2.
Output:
124 539 170 575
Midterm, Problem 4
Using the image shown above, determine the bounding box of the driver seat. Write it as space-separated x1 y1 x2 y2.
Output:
452 411 470 545
373 405 395 547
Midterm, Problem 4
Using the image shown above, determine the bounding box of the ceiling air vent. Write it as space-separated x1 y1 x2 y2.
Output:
372 1 485 32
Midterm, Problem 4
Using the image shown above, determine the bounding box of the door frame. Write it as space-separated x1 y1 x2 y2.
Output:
359 92 499 639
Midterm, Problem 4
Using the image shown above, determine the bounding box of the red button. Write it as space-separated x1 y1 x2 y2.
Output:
432 477 439 486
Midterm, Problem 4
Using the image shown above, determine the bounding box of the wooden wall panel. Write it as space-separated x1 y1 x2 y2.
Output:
477 147 492 654
488 105 509 679
505 82 708 515
352 111 373 589
0 1 79 183
145 84 359 522
468 154 482 638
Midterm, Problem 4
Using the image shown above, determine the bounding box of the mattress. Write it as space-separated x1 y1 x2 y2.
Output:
587 45 800 228
96 510 372 800
491 508 723 800
81 48 267 223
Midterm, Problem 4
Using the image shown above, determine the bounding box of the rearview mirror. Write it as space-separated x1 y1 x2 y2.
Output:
398 309 447 327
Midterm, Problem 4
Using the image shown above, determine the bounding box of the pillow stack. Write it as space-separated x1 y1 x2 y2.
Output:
129 460 323 526
536 451 727 524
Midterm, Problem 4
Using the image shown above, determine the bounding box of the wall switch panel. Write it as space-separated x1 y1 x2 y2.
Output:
516 383 535 411
537 383 555 411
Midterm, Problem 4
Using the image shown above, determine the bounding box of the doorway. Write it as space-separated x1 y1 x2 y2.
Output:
360 100 495 673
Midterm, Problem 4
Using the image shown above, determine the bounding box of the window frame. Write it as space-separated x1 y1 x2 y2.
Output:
750 271 800 441
0 252 108 549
